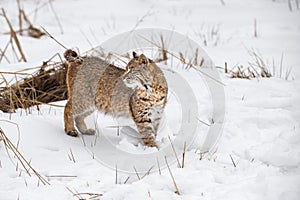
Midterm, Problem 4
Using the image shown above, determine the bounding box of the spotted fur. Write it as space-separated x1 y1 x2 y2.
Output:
64 50 167 147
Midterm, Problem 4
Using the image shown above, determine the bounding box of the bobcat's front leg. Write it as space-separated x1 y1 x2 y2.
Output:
130 99 158 147
136 124 157 147
64 99 79 137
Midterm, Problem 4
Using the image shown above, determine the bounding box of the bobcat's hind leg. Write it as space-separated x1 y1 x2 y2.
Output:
75 111 95 135
64 100 79 137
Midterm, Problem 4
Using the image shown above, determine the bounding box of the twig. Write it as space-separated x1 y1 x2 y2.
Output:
208 147 218 161
168 135 181 168
157 157 161 175
196 117 211 127
0 128 50 185
148 190 151 198
0 44 11 63
123 176 130 184
165 156 180 195
131 7 154 30
285 67 292 80
254 18 257 38
80 29 94 49
193 48 199 66
141 165 154 179
199 152 204 160
225 62 228 73
41 26 68 50
69 148 76 163
73 192 103 199
115 165 118 184
28 0 50 16
46 175 77 178
2 8 27 62
17 0 23 35
280 52 284 78
48 0 64 34
133 166 141 180
229 154 236 168
66 187 82 200
181 142 186 168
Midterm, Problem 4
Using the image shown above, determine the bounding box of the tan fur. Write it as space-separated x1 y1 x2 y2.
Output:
64 50 167 147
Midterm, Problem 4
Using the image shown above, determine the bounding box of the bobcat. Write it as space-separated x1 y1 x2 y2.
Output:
63 50 168 147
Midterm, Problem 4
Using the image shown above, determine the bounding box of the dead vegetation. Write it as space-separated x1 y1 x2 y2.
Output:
0 0 66 64
0 6 45 63
0 126 49 185
0 58 68 113
1 8 28 63
193 23 221 46
0 33 291 114
226 49 272 79
0 8 68 113
226 48 293 80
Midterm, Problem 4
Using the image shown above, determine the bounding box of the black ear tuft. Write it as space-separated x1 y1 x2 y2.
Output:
133 51 137 58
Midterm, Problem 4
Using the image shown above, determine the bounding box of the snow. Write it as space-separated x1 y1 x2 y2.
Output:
1 0 300 199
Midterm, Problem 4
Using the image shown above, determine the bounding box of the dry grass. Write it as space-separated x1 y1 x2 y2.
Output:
165 156 180 195
0 4 46 63
226 49 272 79
168 135 181 168
229 65 258 79
229 154 237 168
66 186 103 200
0 36 68 114
227 49 293 80
193 23 221 46
1 8 27 63
0 59 67 113
181 142 186 168
0 126 49 185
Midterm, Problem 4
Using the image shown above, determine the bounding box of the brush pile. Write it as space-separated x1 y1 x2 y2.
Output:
0 61 68 113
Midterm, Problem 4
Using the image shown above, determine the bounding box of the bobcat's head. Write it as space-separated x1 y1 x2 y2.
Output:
123 52 154 92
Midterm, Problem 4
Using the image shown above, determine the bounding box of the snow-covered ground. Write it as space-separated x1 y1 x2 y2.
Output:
1 0 300 199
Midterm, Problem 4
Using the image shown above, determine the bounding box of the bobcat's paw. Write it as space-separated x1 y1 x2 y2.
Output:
148 142 158 148
82 129 96 135
67 130 79 137
143 138 158 148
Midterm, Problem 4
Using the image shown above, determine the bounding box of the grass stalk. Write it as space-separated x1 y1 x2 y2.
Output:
165 156 180 195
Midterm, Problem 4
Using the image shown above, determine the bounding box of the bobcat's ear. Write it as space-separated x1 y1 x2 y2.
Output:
133 51 138 58
64 49 78 61
149 63 154 73
139 54 149 65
